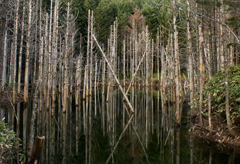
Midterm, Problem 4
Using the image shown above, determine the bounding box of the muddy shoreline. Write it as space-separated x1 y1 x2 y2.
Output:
190 110 240 152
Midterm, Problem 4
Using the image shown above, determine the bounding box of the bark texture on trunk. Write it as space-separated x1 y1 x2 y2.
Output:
23 0 33 103
173 0 181 125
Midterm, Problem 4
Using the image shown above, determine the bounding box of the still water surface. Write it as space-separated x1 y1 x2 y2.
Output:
2 88 240 164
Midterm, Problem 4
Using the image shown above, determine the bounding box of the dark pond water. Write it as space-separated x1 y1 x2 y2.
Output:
1 87 240 164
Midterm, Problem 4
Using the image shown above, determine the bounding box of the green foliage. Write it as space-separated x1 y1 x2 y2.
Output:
191 66 240 122
141 0 172 39
0 120 18 149
94 0 119 42
0 119 24 162
227 42 238 48
226 16 240 31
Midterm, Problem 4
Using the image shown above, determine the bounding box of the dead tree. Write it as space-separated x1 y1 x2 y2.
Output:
23 0 33 103
63 2 70 113
173 0 181 125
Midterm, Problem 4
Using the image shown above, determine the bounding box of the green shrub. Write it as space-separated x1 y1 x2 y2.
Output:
0 118 25 162
191 65 240 122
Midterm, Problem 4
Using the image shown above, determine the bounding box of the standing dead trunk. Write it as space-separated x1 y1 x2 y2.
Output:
207 24 213 135
38 37 43 107
123 39 125 87
199 24 204 128
224 27 236 138
157 29 160 81
220 0 224 69
32 0 39 86
43 13 49 97
86 10 90 97
23 0 33 103
229 31 233 66
1 0 9 89
173 0 181 125
63 3 70 113
145 26 149 87
89 11 93 96
12 0 20 103
27 136 45 164
1 28 8 89
187 0 194 106
26 81 39 163
151 39 154 86
18 0 26 93
76 35 82 105
47 0 53 109
51 0 59 116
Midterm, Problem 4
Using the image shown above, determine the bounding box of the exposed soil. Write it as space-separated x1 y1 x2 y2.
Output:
190 109 240 152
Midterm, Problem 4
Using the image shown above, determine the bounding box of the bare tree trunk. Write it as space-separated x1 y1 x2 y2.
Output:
173 0 181 125
12 0 20 103
76 35 82 105
18 0 26 93
38 37 43 110
89 11 93 96
199 23 204 128
86 10 90 97
187 0 194 106
83 66 87 100
113 22 116 81
157 29 160 81
208 19 213 135
26 82 39 163
212 3 217 75
145 26 149 87
63 3 70 113
51 0 59 116
151 39 154 86
123 39 125 87
47 0 53 109
93 35 135 113
1 28 8 89
43 13 49 97
33 0 39 86
224 44 236 137
23 0 33 103
229 31 233 66
0 0 9 89
220 0 224 69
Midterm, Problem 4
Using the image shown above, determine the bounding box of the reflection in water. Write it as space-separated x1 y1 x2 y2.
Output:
2 88 240 164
